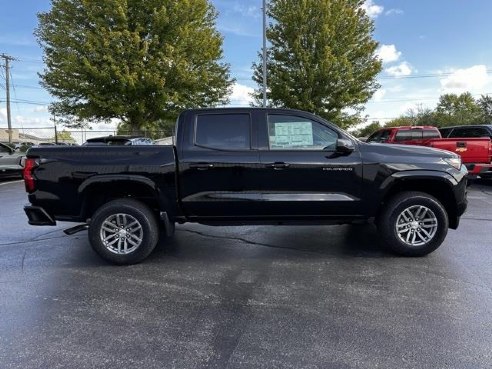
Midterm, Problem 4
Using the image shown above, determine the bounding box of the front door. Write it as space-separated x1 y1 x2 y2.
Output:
257 113 363 218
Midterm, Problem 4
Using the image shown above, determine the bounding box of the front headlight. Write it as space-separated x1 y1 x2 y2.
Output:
443 157 462 170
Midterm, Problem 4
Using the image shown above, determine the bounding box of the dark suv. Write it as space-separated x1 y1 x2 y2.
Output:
439 125 492 139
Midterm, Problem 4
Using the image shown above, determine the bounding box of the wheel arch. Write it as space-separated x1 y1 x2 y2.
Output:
78 175 169 220
377 171 460 229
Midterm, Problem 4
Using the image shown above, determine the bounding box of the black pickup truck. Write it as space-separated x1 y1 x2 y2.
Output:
23 108 468 264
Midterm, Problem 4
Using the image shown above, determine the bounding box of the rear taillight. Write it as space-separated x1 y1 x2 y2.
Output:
23 158 38 193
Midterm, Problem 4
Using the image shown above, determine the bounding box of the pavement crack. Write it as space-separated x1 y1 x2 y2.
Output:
178 229 327 255
0 234 70 247
21 250 27 271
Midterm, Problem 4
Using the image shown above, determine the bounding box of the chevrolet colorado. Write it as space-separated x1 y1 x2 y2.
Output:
23 108 468 264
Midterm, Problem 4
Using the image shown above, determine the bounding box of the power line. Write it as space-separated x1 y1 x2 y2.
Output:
0 98 50 106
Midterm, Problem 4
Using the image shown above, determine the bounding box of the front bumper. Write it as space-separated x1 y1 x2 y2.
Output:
24 206 56 226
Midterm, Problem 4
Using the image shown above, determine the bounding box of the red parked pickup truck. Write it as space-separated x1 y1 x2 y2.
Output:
367 126 492 178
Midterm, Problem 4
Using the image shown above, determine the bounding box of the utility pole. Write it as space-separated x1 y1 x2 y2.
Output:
262 0 267 108
1 53 15 144
53 113 58 144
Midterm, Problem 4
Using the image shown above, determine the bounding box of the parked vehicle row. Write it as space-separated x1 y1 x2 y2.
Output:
367 125 492 179
23 108 468 265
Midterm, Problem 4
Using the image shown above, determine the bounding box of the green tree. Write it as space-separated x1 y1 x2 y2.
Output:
54 129 76 143
252 0 382 128
434 93 481 127
116 119 175 138
36 0 233 132
477 95 492 123
384 116 414 128
354 121 381 138
404 104 436 126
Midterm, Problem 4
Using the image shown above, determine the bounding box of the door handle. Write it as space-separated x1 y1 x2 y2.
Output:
266 162 290 170
189 163 214 171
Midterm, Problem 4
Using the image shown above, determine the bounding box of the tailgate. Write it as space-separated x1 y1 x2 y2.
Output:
427 138 491 164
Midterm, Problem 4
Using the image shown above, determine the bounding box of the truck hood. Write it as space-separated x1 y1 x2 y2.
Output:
361 142 459 159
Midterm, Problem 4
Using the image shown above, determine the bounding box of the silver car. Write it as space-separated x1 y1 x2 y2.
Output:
0 142 24 179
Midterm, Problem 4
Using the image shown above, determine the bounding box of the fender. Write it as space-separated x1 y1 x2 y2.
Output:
379 170 459 195
374 170 465 229
78 174 171 217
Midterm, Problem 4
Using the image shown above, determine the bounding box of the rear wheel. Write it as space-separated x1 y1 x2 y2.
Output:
377 191 448 256
88 199 159 265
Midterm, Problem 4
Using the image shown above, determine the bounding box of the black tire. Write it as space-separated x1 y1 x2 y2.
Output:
377 191 449 256
88 199 159 265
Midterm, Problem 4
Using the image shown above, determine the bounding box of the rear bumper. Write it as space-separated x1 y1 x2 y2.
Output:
466 163 492 178
24 206 56 226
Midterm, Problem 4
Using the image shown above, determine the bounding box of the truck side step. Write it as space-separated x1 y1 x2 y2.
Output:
63 224 89 235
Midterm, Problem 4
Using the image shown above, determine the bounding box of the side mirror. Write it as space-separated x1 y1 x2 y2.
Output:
336 139 355 154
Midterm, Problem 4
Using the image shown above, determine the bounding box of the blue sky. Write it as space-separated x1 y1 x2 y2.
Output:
0 0 491 131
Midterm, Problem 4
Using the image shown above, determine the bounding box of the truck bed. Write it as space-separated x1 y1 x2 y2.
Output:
26 145 177 221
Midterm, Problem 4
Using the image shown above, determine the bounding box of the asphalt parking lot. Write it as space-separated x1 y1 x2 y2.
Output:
1 179 491 369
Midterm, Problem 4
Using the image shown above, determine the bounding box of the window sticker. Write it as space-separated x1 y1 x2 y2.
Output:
271 122 314 148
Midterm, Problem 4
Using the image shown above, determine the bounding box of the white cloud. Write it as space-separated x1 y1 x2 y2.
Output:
440 65 490 93
372 89 386 102
386 62 413 77
229 83 254 106
376 44 401 64
33 105 49 113
385 9 404 16
232 4 260 19
361 0 384 18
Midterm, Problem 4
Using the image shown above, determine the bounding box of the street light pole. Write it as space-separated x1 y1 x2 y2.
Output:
262 0 267 108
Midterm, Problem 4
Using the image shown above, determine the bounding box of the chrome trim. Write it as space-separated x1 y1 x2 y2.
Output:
183 192 357 202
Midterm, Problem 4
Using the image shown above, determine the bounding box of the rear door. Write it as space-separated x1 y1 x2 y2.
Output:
256 112 363 217
178 111 263 218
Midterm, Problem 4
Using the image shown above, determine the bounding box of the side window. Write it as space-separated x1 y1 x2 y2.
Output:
439 128 451 138
379 130 392 142
195 114 251 150
367 130 391 143
423 129 440 139
268 115 338 150
451 127 489 138
366 131 381 143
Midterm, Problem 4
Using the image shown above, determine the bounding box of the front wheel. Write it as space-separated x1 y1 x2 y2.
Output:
377 191 449 256
88 199 159 265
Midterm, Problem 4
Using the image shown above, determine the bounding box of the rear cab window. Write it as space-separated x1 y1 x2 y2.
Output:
395 130 423 142
423 129 440 139
195 114 251 150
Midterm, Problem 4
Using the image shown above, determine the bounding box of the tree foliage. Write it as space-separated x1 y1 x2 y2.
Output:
434 93 481 126
36 0 233 132
477 95 492 123
54 129 76 143
353 121 381 137
253 0 382 128
384 93 492 128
